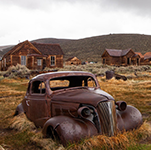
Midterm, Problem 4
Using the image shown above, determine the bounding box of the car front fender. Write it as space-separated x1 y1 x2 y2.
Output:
42 115 98 146
117 105 143 131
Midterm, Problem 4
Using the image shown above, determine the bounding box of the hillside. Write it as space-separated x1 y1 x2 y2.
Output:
1 34 151 62
0 45 13 57
31 34 151 62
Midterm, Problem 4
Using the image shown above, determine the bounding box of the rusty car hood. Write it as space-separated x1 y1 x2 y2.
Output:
51 88 114 107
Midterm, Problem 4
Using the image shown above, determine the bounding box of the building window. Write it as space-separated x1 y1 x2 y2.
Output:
21 56 26 65
50 56 55 66
37 59 42 66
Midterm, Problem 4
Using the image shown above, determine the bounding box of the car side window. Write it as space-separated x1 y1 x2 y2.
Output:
31 81 46 94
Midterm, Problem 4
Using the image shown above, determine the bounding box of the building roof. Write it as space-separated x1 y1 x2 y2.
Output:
144 52 151 60
3 40 40 58
66 56 80 61
66 57 75 61
2 40 64 59
105 48 133 57
32 42 64 55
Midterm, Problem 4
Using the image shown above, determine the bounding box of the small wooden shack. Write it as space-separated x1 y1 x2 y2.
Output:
101 48 141 66
1 40 64 71
65 57 81 65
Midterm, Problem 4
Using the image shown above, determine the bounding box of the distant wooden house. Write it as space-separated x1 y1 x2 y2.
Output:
101 48 141 66
1 40 64 71
65 57 81 65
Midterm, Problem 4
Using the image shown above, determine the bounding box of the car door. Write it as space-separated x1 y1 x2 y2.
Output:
28 80 48 127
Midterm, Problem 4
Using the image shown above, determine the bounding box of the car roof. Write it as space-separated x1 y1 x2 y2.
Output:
31 71 96 81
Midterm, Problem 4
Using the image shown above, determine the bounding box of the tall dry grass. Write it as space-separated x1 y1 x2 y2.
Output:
10 113 35 131
67 121 151 150
1 69 151 149
9 113 65 150
8 112 151 150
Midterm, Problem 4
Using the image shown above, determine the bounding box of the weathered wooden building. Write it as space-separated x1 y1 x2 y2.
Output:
101 49 141 66
1 40 64 71
142 52 151 65
129 52 151 65
65 57 81 65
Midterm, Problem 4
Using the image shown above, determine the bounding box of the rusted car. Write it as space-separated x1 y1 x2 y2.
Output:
15 71 143 146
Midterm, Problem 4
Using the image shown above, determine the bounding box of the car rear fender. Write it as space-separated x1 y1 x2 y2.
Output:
14 103 24 116
42 115 98 146
117 105 143 131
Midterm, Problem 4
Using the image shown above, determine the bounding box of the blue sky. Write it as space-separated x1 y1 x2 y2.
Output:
1 0 151 45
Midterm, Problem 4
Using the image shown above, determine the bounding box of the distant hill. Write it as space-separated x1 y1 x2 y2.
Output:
1 34 151 62
0 45 13 58
0 46 14 58
0 46 11 51
32 34 151 62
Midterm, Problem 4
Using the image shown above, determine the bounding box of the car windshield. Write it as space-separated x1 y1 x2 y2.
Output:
49 75 97 91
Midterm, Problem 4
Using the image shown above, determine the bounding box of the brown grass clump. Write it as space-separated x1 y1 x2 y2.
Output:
69 134 130 150
31 132 65 150
9 113 65 149
4 64 30 79
10 113 35 131
133 121 151 141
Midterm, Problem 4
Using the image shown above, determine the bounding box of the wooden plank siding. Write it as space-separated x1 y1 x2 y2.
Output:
1 40 64 71
55 55 64 68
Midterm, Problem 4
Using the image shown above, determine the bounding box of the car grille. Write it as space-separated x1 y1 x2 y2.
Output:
97 100 117 136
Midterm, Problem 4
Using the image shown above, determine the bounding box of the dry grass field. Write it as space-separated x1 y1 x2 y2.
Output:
1 64 151 149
